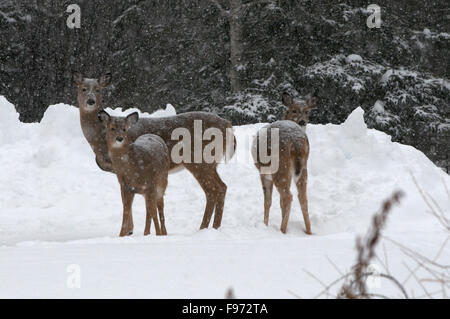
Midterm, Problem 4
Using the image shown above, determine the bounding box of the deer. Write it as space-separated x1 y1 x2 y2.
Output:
252 92 317 234
98 110 169 236
73 73 236 235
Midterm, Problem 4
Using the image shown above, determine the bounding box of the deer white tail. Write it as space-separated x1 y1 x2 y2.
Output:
290 143 304 182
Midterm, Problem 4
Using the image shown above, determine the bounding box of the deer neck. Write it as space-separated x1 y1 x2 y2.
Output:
79 102 103 142
78 101 112 168
109 143 134 174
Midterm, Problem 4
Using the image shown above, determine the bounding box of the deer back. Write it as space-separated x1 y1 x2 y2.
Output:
253 120 309 172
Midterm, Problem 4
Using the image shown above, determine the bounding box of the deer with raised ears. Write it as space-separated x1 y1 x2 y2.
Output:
252 92 318 234
74 72 114 172
98 110 169 236
73 73 236 233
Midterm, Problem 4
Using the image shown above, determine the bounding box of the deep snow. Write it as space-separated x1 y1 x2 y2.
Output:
0 96 448 298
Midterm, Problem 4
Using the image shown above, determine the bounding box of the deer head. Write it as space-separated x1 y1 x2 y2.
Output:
282 92 318 127
98 110 139 149
73 73 111 113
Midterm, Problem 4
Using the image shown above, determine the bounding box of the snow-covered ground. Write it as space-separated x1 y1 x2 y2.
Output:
0 96 448 298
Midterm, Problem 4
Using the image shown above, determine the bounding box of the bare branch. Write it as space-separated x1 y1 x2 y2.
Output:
442 177 450 200
309 273 349 299
307 271 408 299
416 289 447 299
433 236 449 262
378 273 409 298
385 237 450 269
341 191 404 298
303 269 328 290
326 256 344 276
402 262 422 286
287 290 302 299
308 178 449 299
411 173 449 231
404 262 433 298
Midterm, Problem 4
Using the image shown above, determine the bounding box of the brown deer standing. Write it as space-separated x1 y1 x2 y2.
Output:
99 110 169 236
252 93 317 234
74 73 235 235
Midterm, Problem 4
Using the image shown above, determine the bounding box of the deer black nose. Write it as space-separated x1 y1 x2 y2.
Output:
116 137 123 142
87 99 95 105
298 120 306 126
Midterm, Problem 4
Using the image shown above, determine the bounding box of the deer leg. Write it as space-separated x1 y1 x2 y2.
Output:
185 164 219 230
279 188 293 234
144 195 152 236
157 197 167 236
128 209 134 235
296 168 311 235
145 192 161 236
200 194 216 229
274 173 292 234
260 174 273 226
212 170 227 229
120 186 135 237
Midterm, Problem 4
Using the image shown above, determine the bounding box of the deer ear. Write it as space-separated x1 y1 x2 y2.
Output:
282 92 294 106
73 72 83 86
99 72 112 87
126 112 139 126
98 110 111 124
307 96 318 109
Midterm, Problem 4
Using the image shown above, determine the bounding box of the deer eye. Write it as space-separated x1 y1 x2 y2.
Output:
96 89 100 93
292 110 297 113
122 129 126 132
111 128 115 131
82 88 87 92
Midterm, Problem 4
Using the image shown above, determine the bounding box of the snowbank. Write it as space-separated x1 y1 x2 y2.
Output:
345 53 363 64
0 96 448 298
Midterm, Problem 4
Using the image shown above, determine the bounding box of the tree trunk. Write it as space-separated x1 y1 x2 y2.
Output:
229 0 244 93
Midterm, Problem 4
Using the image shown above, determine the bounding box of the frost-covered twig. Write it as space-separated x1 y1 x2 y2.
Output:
338 191 404 298
302 191 407 299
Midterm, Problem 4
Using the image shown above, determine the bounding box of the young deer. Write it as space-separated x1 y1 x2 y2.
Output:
74 73 236 234
252 93 317 234
99 110 169 236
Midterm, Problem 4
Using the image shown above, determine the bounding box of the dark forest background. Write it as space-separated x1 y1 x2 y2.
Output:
0 0 449 170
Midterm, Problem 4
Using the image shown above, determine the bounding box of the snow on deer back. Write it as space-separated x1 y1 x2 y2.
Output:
251 92 318 235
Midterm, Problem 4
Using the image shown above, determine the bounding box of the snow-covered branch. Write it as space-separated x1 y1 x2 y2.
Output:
0 9 17 23
242 0 275 9
210 0 230 18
